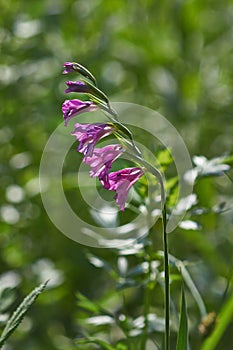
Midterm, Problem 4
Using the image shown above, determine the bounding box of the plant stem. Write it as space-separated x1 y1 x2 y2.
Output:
141 239 154 350
140 157 170 349
127 153 170 349
105 104 170 349
162 202 170 350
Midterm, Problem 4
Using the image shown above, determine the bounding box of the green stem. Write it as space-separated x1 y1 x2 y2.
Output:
126 154 170 350
103 102 170 349
162 203 170 350
138 156 170 349
141 240 154 349
132 154 170 349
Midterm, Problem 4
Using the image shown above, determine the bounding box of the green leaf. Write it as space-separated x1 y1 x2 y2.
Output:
157 147 173 169
0 281 48 348
76 292 113 318
165 176 178 191
181 265 206 317
76 337 115 349
221 154 233 165
176 283 189 350
76 292 101 314
200 292 233 350
167 253 206 317
116 343 128 350
166 176 179 207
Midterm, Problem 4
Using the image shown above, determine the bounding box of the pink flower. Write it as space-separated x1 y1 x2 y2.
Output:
63 62 76 74
62 99 98 126
65 81 91 94
100 167 144 210
84 145 124 185
72 123 116 158
63 62 97 85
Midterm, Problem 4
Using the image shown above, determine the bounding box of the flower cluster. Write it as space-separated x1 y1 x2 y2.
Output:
62 62 144 210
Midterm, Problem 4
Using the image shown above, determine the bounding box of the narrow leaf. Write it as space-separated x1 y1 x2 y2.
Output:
76 292 113 317
76 337 115 350
77 292 101 313
176 284 189 350
0 281 48 348
166 253 206 318
200 292 233 350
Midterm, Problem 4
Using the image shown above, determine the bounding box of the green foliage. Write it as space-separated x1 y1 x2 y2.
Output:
201 293 233 350
0 281 48 348
76 337 129 350
0 0 232 349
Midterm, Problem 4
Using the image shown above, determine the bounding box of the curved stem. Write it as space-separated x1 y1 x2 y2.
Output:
162 202 170 350
124 153 165 206
106 104 170 349
133 155 170 349
128 152 170 350
143 159 170 350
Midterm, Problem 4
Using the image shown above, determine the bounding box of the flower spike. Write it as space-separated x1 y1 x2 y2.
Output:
63 62 97 86
65 81 91 94
62 99 99 126
72 123 116 158
84 144 124 186
100 167 144 210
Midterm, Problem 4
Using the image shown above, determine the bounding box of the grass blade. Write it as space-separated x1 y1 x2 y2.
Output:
176 283 189 350
167 253 206 318
180 264 206 318
0 281 48 348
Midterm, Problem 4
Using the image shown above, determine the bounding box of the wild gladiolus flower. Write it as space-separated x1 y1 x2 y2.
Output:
72 123 116 158
62 99 99 126
63 62 76 74
65 81 91 94
63 62 97 85
100 167 144 210
84 145 124 185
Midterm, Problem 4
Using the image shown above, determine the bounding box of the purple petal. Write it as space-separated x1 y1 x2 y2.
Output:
100 167 144 210
65 81 90 94
63 62 76 74
72 123 116 158
84 145 124 185
62 99 98 126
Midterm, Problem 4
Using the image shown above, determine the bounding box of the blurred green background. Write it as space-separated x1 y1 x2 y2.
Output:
0 0 232 349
